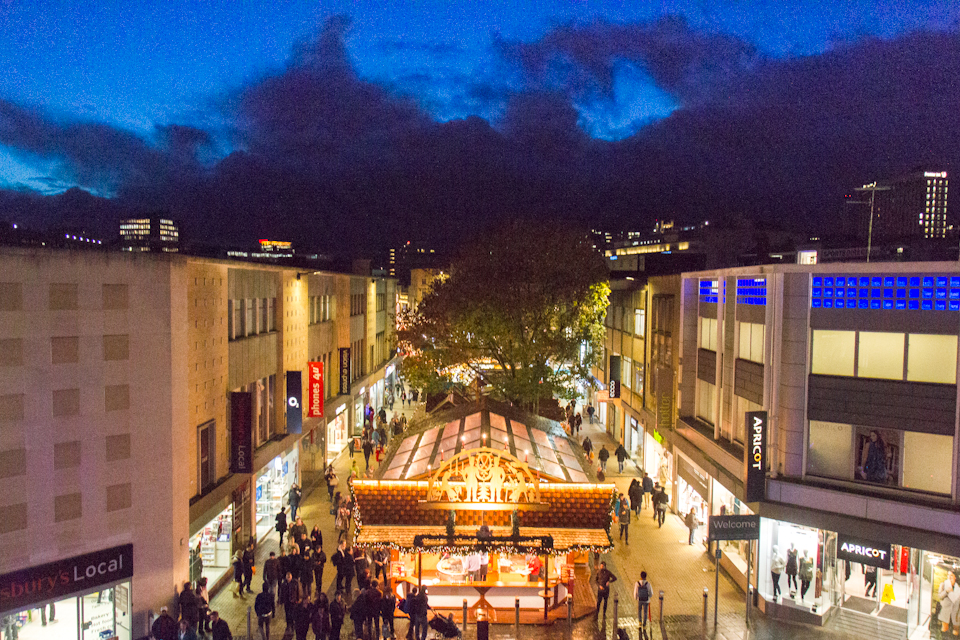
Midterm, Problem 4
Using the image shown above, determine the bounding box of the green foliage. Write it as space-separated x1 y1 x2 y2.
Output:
396 223 609 407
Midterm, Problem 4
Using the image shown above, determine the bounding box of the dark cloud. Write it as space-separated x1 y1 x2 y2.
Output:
496 16 761 104
0 18 958 257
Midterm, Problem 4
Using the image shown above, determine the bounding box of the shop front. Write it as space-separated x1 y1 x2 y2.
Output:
644 429 672 498
255 448 300 541
326 403 350 462
711 480 754 580
677 454 710 545
190 504 234 586
300 421 326 495
0 545 133 640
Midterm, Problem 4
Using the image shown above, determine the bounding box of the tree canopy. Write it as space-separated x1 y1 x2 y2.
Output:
397 223 610 406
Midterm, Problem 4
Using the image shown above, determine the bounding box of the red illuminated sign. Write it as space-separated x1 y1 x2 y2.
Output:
308 361 324 418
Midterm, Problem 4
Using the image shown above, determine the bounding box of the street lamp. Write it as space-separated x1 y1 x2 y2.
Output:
848 183 891 263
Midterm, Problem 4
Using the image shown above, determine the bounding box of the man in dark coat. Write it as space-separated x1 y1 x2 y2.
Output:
332 541 348 591
254 582 275 640
329 591 346 640
595 562 617 617
151 606 177 640
275 507 288 548
278 572 302 634
598 445 610 472
288 483 302 520
242 542 256 595
615 443 628 472
178 581 200 631
264 551 280 596
342 546 357 596
642 473 655 509
209 611 233 640
628 479 642 516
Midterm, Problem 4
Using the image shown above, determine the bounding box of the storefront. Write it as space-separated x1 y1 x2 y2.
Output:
255 448 300 541
300 423 326 495
677 455 709 543
327 403 350 462
190 504 234 586
628 416 641 458
711 480 754 577
0 545 133 640
354 394 365 436
644 429 672 496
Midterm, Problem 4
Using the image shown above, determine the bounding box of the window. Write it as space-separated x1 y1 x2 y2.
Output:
198 421 215 491
634 309 646 337
907 334 958 384
699 317 718 351
260 298 269 333
634 363 644 397
622 358 632 390
228 300 239 339
857 332 904 380
811 330 855 376
733 395 761 444
244 299 255 336
807 421 853 480
738 322 764 363
54 493 82 522
696 379 717 425
106 483 132 512
902 432 952 494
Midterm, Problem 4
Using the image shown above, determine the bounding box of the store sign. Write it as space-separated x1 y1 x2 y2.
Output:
608 380 621 399
286 370 303 434
837 534 892 569
745 411 767 502
656 365 673 431
339 348 351 396
0 544 133 613
708 515 760 541
609 355 621 399
231 392 253 474
307 362 324 418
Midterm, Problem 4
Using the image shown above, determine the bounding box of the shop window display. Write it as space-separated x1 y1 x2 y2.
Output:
710 481 753 574
190 505 233 586
758 519 830 613
0 583 131 640
255 450 299 541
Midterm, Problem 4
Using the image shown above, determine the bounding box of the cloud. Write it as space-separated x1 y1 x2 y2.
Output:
495 16 761 105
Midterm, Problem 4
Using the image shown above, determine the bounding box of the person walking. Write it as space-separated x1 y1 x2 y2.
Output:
177 619 200 640
587 402 595 423
330 591 346 640
313 547 327 595
294 597 315 640
685 508 700 545
278 572 302 634
633 572 653 628
311 593 331 640
241 542 256 595
653 487 670 529
254 581 275 640
598 445 610 473
179 581 200 632
288 483 302 520
628 479 642 516
381 581 397 640
642 472 654 509
325 465 339 502
300 550 316 601
363 580 383 640
332 541 348 592
289 517 308 545
595 562 617 618
615 443 628 473
582 436 593 461
410 586 430 640
349 588 367 640
209 611 233 640
342 546 357 596
618 502 631 545
263 552 280 596
362 436 374 471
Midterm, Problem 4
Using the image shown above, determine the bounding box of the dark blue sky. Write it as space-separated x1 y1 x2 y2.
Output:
0 1 957 248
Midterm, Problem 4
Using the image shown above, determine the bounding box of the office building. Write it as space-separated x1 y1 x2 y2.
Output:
0 247 398 640
119 217 180 252
855 170 949 242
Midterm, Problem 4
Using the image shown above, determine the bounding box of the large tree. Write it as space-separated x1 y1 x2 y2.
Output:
397 223 610 407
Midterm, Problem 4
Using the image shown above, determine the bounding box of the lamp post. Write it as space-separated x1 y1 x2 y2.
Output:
849 183 891 263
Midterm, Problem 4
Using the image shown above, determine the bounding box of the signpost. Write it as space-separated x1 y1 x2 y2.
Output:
709 515 760 627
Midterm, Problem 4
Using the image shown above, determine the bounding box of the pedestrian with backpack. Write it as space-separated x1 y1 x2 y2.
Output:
634 571 653 628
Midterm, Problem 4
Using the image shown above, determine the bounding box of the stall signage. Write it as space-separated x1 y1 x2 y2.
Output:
745 411 767 502
307 362 324 418
230 392 253 474
0 544 133 613
837 534 892 569
339 348 351 396
286 370 303 434
708 515 760 541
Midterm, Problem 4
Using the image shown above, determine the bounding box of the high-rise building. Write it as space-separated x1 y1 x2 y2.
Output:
119 217 180 252
856 170 949 242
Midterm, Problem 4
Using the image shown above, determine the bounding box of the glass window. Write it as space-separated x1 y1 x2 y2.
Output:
811 330 855 376
902 432 952 494
907 334 958 384
699 316 717 351
696 379 717 425
634 309 646 337
622 358 632 389
858 332 905 380
738 322 765 363
807 421 853 480
734 395 761 444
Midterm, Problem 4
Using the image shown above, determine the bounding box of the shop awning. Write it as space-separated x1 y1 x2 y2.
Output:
355 525 611 554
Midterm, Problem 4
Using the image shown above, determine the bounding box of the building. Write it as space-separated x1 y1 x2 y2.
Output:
119 217 180 252
853 170 949 242
595 261 960 638
0 247 398 640
405 267 446 312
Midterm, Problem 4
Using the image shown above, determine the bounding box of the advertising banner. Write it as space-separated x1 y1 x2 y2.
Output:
286 370 303 433
0 544 133 613
837 534 892 569
339 348 351 396
708 515 760 541
745 411 767 502
307 362 324 418
231 392 253 474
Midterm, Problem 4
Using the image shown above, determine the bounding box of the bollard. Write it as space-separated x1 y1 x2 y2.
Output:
567 594 573 628
659 590 664 623
463 598 468 633
515 597 520 628
247 605 252 640
612 595 619 640
702 588 708 621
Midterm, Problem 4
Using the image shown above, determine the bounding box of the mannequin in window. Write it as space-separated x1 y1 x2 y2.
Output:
799 550 814 602
859 430 889 484
785 544 799 595
770 546 785 600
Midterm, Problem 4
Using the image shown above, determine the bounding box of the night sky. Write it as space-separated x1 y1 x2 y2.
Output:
0 1 957 252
